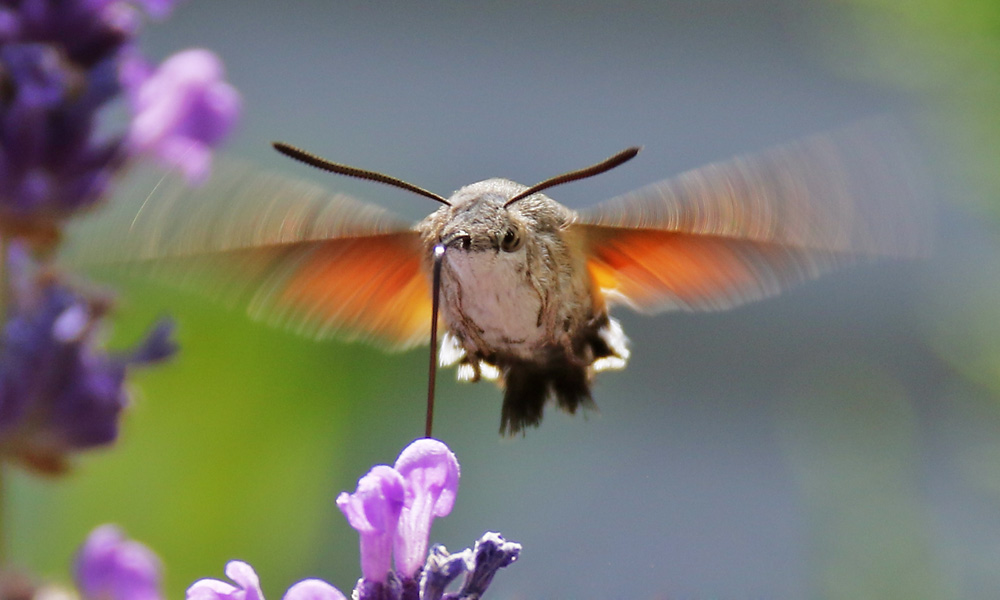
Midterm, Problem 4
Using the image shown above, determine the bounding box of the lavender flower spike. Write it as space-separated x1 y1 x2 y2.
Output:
188 562 345 600
75 525 163 600
0 0 240 242
336 465 406 583
392 439 460 579
0 245 176 473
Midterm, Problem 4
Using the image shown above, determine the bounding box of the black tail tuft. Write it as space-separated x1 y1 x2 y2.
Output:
500 360 596 436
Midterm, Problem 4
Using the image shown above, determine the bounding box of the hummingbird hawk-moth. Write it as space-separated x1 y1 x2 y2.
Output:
72 120 927 435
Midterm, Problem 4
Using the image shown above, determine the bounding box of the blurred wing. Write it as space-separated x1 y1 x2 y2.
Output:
65 161 432 350
577 119 930 313
248 233 431 348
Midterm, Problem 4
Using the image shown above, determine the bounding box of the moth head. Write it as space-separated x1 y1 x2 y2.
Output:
438 179 531 253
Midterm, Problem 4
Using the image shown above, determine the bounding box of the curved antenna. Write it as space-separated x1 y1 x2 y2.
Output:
504 146 641 208
273 142 451 206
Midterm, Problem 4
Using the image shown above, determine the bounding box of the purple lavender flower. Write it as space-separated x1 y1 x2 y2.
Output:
187 562 345 600
126 48 241 185
1 0 133 234
191 440 515 600
75 525 163 600
392 439 459 580
336 465 406 583
0 244 175 473
0 0 238 244
337 439 461 600
337 439 459 587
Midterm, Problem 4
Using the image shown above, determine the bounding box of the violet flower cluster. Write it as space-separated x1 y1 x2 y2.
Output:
0 243 175 473
188 439 520 600
75 524 163 600
0 523 165 600
0 0 239 472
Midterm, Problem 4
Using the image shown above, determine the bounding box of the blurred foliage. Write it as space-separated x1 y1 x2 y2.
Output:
812 0 1000 216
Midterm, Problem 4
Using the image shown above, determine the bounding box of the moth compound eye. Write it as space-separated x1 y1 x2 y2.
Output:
500 228 522 252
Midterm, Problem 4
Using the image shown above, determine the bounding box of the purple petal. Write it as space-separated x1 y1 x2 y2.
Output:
224 562 264 600
78 54 125 110
186 561 263 600
75 525 163 600
126 318 177 364
282 580 345 600
1 44 68 108
52 304 89 342
127 48 240 185
148 136 212 184
186 579 238 600
54 359 128 448
119 49 154 100
392 439 460 579
337 465 406 582
0 9 20 42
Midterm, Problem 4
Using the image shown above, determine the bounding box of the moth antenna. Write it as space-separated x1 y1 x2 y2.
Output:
503 146 641 208
425 244 445 438
272 142 451 206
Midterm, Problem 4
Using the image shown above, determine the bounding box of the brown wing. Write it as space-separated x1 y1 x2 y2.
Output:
577 119 930 313
65 161 432 350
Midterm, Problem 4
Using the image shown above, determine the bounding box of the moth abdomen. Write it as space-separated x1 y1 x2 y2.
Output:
497 314 628 435
500 360 595 436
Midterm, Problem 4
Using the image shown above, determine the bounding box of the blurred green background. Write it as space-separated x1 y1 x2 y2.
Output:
9 1 1000 598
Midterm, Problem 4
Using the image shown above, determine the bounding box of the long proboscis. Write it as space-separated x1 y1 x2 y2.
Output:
425 244 445 438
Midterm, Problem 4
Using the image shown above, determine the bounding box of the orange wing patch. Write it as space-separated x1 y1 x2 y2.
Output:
582 225 838 313
252 232 432 350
